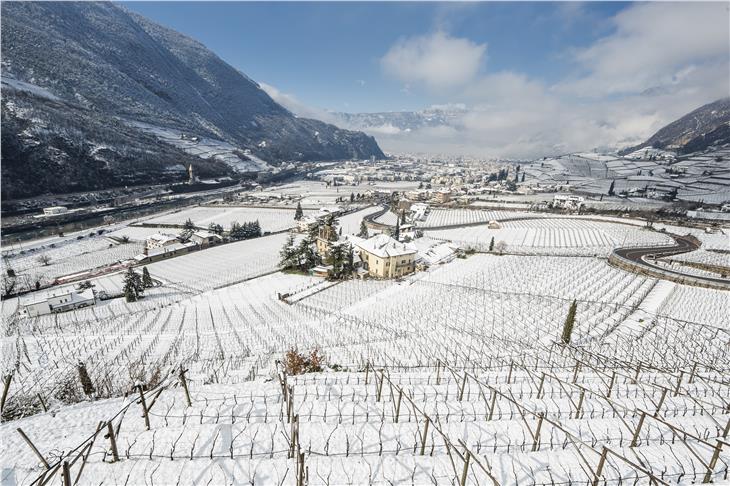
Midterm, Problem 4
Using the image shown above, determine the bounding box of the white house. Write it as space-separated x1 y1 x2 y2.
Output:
22 288 96 317
553 194 584 210
43 206 68 216
146 233 179 249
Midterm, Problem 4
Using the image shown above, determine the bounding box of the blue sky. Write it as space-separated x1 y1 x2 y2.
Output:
123 2 728 156
123 2 627 112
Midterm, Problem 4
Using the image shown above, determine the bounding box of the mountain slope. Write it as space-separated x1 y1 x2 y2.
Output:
623 98 730 154
0 2 383 199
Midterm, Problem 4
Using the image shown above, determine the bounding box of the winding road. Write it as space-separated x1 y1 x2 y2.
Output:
612 234 730 289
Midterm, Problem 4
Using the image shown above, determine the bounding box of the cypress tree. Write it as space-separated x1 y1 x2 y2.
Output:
561 300 578 344
294 202 304 221
77 362 96 396
142 267 153 288
489 237 495 252
607 180 615 196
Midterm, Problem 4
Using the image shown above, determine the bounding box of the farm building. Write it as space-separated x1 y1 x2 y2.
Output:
191 230 223 248
21 288 96 317
145 233 179 249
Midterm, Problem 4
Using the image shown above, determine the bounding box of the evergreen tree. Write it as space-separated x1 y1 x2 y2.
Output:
393 219 400 241
343 244 355 277
208 222 224 235
561 300 578 344
229 221 245 240
297 237 317 271
183 218 195 230
358 220 369 238
329 243 345 278
607 180 615 196
279 234 297 270
489 237 495 252
400 210 407 224
123 268 141 302
142 267 153 288
521 173 526 183
418 181 424 189
350 192 355 203
294 202 304 221
252 220 262 237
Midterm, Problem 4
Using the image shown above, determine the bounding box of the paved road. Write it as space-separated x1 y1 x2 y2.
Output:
613 235 730 287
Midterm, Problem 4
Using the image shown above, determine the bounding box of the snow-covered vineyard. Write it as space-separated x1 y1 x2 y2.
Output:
1 204 729 485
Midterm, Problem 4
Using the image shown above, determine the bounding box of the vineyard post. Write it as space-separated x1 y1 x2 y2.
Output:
653 388 668 417
1 372 12 415
506 362 513 384
572 361 580 384
673 371 684 396
458 372 467 401
364 363 369 385
688 362 698 384
531 412 544 452
633 361 642 383
62 461 71 486
137 385 150 430
420 415 430 455
575 389 585 419
37 393 48 412
395 390 403 423
630 411 647 447
16 427 50 469
436 360 441 385
592 447 609 486
460 450 471 486
703 440 725 483
606 371 616 398
106 421 120 462
297 452 305 486
377 370 384 402
536 373 546 399
178 368 192 407
487 391 498 421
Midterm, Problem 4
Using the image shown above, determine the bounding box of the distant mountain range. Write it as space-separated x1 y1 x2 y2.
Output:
622 97 730 155
0 2 383 199
333 106 468 134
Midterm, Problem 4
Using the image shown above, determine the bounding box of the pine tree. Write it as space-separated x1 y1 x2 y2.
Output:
329 243 344 278
393 219 400 241
183 218 195 230
358 220 369 238
521 173 526 183
229 221 244 240
294 202 304 221
297 237 317 271
350 193 355 203
607 180 615 196
489 237 495 252
252 220 262 237
561 300 578 344
279 234 297 270
142 267 153 288
400 210 407 224
123 271 138 302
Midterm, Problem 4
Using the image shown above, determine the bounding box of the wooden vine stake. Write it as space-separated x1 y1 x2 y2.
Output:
137 385 150 430
17 428 50 469
106 421 119 462
0 373 12 415
179 368 192 407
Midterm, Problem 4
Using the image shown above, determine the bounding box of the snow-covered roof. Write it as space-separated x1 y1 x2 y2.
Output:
147 233 178 243
192 230 222 239
355 234 417 258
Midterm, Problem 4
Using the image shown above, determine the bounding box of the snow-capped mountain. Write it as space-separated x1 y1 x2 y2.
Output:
1 2 383 199
334 106 468 134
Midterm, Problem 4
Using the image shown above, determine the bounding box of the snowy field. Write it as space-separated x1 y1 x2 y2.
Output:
1 206 728 485
143 206 317 232
426 218 673 256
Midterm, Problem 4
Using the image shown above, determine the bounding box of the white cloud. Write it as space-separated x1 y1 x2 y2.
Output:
557 2 729 98
367 3 729 158
259 82 339 124
381 31 486 89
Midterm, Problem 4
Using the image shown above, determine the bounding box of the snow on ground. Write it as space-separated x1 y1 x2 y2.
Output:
426 219 672 256
2 206 728 485
143 206 316 233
